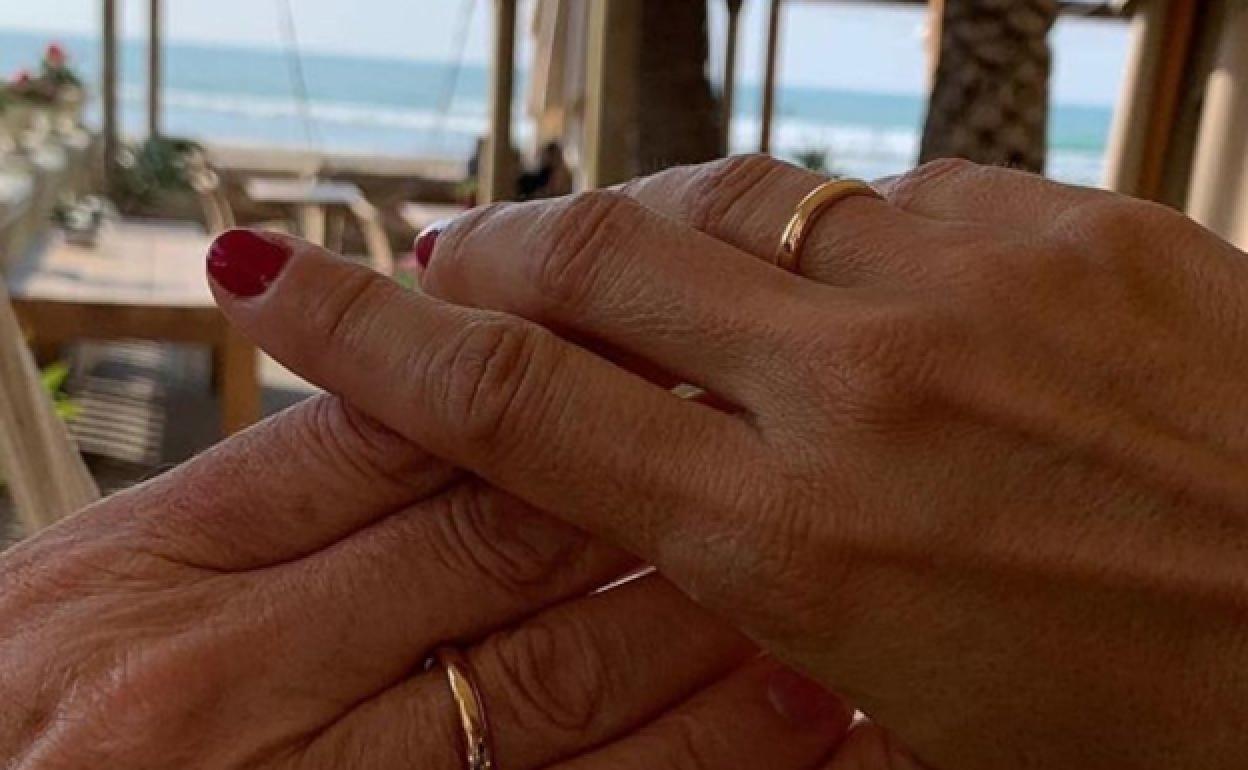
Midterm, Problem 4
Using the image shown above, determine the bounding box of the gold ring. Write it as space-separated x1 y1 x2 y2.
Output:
777 179 884 273
435 647 495 770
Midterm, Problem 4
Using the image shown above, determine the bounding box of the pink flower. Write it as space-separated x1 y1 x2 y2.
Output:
12 69 31 85
46 43 66 67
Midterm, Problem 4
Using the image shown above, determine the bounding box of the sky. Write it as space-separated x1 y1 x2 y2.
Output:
0 0 1130 106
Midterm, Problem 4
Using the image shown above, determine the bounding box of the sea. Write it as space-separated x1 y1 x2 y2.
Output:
0 29 1114 185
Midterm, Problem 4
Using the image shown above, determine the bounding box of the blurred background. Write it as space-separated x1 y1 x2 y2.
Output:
1 1 1242 540
0 1 1129 183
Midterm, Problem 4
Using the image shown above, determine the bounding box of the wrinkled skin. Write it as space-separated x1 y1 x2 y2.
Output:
207 156 1248 769
1 393 883 769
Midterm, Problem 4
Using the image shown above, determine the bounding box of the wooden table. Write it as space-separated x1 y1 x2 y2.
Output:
7 220 260 436
244 177 364 246
399 202 469 234
244 177 393 274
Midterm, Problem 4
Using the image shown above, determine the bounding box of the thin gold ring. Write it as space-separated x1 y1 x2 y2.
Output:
435 647 495 770
777 178 884 274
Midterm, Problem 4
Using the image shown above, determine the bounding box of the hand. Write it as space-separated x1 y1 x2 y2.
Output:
209 157 1248 770
0 392 859 769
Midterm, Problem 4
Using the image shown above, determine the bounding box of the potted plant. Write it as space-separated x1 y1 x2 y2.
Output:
41 43 85 130
6 69 56 141
0 85 14 151
111 137 206 219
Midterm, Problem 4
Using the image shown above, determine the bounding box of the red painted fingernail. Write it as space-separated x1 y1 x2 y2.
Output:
207 229 291 298
413 222 446 268
768 668 850 736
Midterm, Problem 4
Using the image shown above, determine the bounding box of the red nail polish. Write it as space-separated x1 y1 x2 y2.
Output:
413 222 445 268
207 229 291 298
767 668 850 736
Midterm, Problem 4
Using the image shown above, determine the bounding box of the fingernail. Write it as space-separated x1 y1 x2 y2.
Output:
768 667 848 736
414 221 446 268
207 229 291 298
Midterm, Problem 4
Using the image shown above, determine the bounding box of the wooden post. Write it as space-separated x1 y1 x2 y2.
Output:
101 0 120 182
926 0 945 87
482 0 517 203
148 0 162 139
1103 0 1201 202
759 0 782 154
1187 0 1248 245
583 0 641 188
721 0 744 154
218 328 260 437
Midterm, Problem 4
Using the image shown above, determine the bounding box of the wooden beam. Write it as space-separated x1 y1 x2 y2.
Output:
760 0 783 154
796 0 1126 18
1103 0 1200 201
1135 0 1197 201
583 0 641 188
721 0 744 154
101 0 120 181
926 0 945 86
1186 0 1248 244
482 0 518 203
148 0 162 138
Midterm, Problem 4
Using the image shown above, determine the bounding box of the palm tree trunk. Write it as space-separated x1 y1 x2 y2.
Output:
920 0 1059 173
637 0 721 174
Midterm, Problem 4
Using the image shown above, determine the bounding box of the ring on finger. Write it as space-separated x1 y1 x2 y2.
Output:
434 647 495 770
778 179 884 274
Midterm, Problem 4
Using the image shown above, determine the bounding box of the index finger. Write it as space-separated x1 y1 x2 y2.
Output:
207 230 770 574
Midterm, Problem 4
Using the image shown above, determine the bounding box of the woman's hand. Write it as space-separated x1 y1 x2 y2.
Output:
0 391 858 768
209 157 1248 770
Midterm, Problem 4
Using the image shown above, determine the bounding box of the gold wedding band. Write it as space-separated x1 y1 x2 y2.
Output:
435 647 495 770
777 178 884 274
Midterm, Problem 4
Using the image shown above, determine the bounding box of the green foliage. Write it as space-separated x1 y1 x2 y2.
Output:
0 362 79 488
42 65 82 91
39 362 81 422
792 146 849 179
793 148 831 175
7 72 57 106
111 137 204 210
41 43 82 89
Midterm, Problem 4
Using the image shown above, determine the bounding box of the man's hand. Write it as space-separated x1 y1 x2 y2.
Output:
1 390 853 768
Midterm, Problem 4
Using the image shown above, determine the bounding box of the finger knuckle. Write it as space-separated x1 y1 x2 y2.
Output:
431 485 586 597
528 190 637 310
483 614 608 735
888 157 979 208
687 153 789 234
423 315 553 449
306 267 400 351
1060 197 1184 254
296 395 432 490
426 200 511 290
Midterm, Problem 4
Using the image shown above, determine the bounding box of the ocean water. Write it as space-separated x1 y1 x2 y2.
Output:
0 29 1113 184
